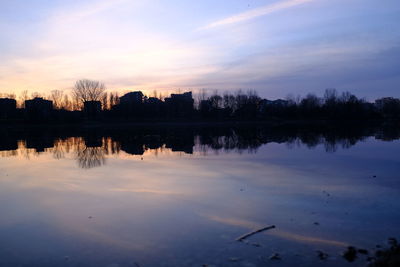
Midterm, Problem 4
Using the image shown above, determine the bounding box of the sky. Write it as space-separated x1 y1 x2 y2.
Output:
0 0 399 99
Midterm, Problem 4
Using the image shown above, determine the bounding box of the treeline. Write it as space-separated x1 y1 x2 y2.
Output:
0 79 399 123
198 89 400 121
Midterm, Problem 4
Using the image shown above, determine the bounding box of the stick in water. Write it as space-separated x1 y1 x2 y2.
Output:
236 225 276 242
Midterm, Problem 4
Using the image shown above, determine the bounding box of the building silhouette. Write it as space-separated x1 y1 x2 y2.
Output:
117 91 144 117
25 97 53 121
0 98 17 120
164 92 194 118
120 91 144 105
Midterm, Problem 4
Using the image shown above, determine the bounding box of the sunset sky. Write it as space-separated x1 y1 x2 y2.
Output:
0 0 399 99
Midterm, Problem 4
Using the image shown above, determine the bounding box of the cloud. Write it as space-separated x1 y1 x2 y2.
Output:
49 0 130 24
0 0 223 93
155 39 400 100
1 0 398 99
200 0 315 30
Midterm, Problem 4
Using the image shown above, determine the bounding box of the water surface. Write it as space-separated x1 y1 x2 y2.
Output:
0 125 399 267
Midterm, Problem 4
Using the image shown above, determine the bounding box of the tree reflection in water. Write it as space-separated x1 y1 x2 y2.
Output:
76 146 106 169
0 124 399 169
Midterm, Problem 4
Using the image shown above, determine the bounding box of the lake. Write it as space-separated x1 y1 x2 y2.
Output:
0 124 399 267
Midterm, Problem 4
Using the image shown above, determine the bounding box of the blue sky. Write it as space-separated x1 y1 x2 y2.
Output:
0 0 399 99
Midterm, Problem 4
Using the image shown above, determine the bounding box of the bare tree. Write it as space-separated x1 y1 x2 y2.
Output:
195 89 207 109
109 91 119 107
72 79 106 103
286 93 301 106
18 90 29 108
223 93 236 111
31 91 43 98
50 90 64 109
0 92 15 99
109 93 114 108
72 92 82 110
158 92 164 101
324 88 338 105
101 92 109 110
62 94 72 110
209 94 222 109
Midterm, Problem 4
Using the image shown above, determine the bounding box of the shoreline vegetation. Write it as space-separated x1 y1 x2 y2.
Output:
0 79 399 125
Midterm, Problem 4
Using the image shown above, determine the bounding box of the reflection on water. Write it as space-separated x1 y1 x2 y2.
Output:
1 124 400 169
0 124 399 267
77 146 106 169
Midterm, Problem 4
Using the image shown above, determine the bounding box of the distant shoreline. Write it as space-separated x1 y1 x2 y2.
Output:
0 118 396 130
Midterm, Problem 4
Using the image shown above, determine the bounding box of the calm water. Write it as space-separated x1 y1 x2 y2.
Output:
0 125 399 267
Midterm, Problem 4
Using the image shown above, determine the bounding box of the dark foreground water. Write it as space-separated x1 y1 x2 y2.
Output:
0 124 399 267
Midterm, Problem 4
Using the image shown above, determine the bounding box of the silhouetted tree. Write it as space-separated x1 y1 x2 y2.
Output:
62 94 72 110
0 86 399 123
109 92 120 108
31 92 43 98
73 79 105 104
50 90 64 110
299 93 321 118
209 94 223 109
101 92 109 110
18 90 29 108
376 97 400 119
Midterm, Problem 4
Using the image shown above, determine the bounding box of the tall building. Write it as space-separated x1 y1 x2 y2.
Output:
164 92 194 118
25 97 53 120
0 98 17 119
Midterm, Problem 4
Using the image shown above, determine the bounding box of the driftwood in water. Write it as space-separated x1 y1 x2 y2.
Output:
236 225 276 242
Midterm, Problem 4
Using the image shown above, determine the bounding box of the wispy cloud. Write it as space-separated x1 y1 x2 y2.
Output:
51 0 130 24
200 0 314 30
1 0 398 98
